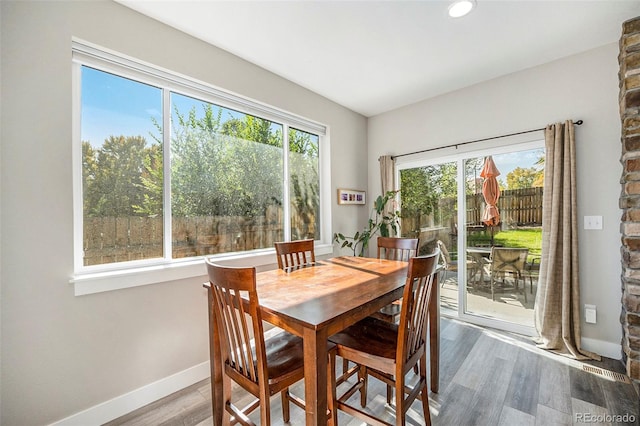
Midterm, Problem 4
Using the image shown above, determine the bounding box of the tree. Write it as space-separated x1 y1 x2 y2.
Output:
169 103 285 218
506 167 539 190
133 143 163 216
400 162 458 230
83 135 149 217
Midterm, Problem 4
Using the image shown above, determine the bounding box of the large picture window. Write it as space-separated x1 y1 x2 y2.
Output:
73 42 326 278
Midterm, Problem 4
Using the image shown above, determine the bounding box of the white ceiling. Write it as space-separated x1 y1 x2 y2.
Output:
117 0 640 117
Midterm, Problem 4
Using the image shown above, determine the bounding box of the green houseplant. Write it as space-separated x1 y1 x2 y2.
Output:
333 190 401 256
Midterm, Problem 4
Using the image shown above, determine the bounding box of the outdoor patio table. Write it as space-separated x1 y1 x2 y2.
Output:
467 246 492 285
206 256 440 426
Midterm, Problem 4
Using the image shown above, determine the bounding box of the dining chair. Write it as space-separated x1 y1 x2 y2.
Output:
344 237 419 376
205 259 336 426
274 239 315 270
372 237 420 323
488 247 529 302
329 251 439 426
376 236 419 261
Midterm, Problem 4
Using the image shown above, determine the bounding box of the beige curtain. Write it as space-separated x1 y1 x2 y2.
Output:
379 155 395 196
534 120 599 360
379 155 397 232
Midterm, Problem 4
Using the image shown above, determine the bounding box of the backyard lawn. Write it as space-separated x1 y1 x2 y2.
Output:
468 227 542 257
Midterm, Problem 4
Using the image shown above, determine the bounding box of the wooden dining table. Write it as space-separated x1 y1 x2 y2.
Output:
207 256 440 426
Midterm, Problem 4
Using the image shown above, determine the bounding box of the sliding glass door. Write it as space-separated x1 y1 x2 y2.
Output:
398 141 543 334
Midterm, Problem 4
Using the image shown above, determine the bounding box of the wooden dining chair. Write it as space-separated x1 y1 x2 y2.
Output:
376 236 419 261
274 239 315 270
329 251 439 426
205 259 336 425
344 237 419 376
373 237 419 323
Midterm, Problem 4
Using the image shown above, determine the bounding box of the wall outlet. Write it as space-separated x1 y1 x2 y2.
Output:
584 216 603 230
585 304 597 323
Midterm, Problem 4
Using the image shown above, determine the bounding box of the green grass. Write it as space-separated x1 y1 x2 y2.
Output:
467 228 542 257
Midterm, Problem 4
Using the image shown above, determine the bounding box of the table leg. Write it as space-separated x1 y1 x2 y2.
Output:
429 273 440 393
303 327 328 425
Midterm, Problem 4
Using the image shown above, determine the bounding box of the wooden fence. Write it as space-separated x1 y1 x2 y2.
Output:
402 187 543 237
83 206 317 266
84 187 542 266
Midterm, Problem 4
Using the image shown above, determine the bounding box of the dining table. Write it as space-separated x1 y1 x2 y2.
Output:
206 255 440 426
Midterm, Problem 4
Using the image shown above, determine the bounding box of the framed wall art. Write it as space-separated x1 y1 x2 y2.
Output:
337 188 366 205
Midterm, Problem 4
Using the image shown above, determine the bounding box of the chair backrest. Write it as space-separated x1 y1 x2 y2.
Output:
490 247 529 276
436 240 452 267
274 239 315 270
206 259 267 389
377 237 419 261
397 251 439 373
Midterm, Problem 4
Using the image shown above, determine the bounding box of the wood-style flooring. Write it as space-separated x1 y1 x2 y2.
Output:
105 318 640 425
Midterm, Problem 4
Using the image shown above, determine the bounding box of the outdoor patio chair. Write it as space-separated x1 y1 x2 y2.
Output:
436 240 479 286
488 247 529 303
525 255 541 294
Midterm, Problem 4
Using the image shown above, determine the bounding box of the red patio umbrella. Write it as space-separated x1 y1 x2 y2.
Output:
480 156 501 245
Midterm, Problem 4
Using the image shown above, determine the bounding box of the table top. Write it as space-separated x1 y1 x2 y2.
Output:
467 246 492 254
256 256 408 332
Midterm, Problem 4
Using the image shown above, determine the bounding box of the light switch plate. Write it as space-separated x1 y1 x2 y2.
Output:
584 215 603 230
585 304 597 324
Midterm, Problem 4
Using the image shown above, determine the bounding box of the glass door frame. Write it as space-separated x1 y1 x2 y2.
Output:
395 139 543 336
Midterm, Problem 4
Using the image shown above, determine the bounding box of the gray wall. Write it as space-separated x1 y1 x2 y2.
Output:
0 1 367 424
368 43 623 354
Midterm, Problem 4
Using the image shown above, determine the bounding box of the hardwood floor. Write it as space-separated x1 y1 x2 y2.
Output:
105 318 639 426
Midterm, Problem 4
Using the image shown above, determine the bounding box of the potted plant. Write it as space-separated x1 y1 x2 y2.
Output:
333 190 401 256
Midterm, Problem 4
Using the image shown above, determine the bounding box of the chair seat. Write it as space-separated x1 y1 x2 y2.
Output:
264 331 336 388
330 316 398 366
264 332 305 383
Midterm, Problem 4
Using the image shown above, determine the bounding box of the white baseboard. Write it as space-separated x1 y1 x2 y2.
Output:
49 361 211 426
582 336 622 360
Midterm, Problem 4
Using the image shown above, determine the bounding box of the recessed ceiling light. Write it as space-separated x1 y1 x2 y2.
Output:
448 0 476 18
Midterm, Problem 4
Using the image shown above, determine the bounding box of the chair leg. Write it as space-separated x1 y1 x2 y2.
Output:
358 365 368 408
328 349 337 426
342 358 349 375
419 356 431 426
491 277 495 301
260 392 272 426
281 389 290 423
395 374 406 426
421 385 432 426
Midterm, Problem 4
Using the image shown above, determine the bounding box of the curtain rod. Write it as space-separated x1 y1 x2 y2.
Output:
388 120 584 160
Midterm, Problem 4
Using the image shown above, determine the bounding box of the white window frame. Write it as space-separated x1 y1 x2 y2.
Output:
70 39 332 295
395 138 544 337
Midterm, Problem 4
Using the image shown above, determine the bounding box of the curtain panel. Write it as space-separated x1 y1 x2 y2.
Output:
534 120 599 360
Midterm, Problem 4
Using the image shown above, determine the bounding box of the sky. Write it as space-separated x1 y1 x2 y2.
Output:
81 66 163 147
81 65 544 179
81 66 278 148
491 148 544 180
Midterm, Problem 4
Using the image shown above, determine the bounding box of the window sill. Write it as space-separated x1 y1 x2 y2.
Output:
71 243 335 296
